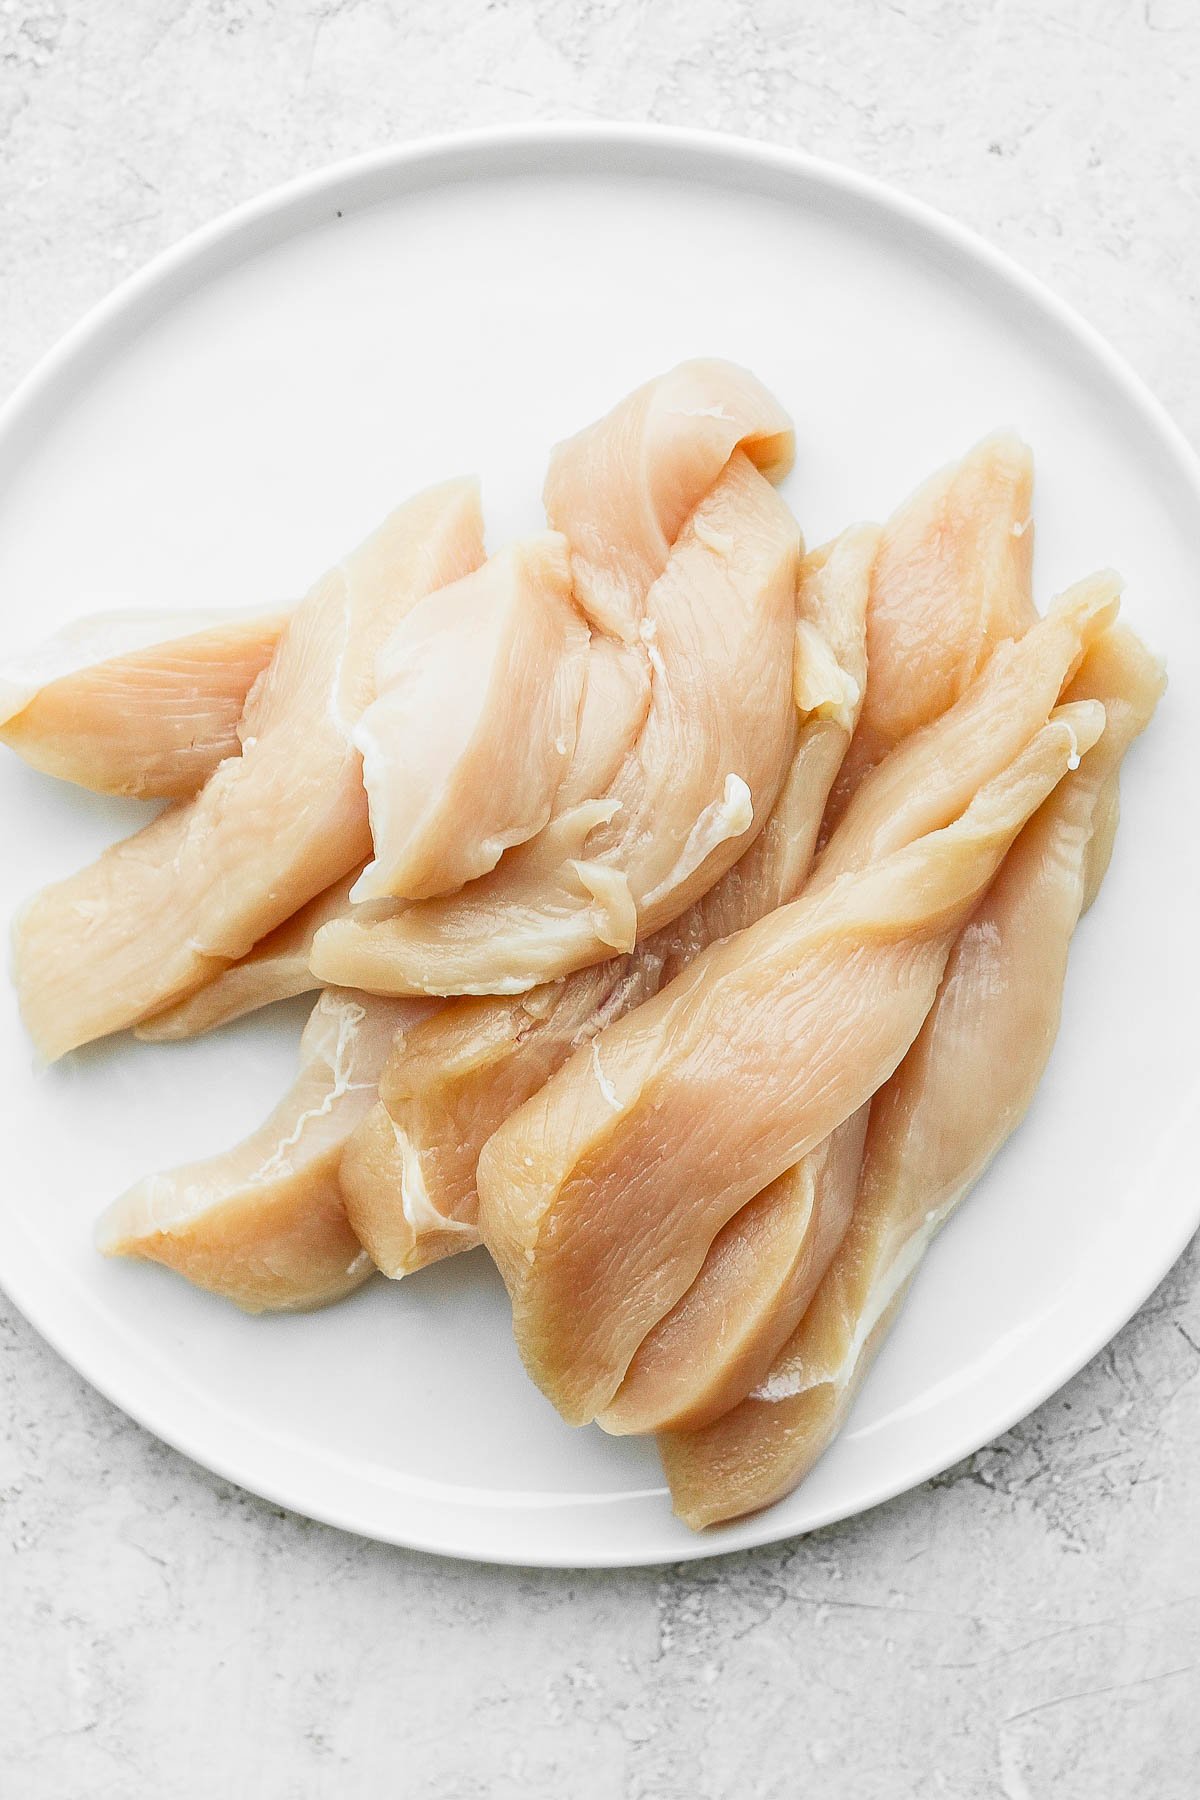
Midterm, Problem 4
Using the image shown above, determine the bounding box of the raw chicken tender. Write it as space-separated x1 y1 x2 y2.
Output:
13 481 484 1059
661 623 1163 1527
478 702 1102 1425
351 533 588 901
827 433 1036 825
604 500 1048 1435
0 605 287 798
97 991 430 1312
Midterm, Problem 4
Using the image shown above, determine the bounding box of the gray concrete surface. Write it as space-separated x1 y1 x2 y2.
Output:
2 3 1198 1795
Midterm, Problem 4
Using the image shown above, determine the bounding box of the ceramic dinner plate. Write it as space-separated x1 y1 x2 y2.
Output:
1 125 1197 1567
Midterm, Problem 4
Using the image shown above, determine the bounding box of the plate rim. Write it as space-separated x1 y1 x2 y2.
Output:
2 120 1198 1569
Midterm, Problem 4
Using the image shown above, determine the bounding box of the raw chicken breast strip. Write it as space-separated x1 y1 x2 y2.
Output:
313 455 800 996
340 526 877 1276
0 605 288 798
13 481 484 1060
601 447 1043 1436
477 701 1104 1425
825 432 1036 827
97 991 431 1312
661 622 1163 1527
135 866 365 1041
351 533 589 901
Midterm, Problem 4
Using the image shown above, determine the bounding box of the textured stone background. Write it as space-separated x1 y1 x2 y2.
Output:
2 3 1199 1796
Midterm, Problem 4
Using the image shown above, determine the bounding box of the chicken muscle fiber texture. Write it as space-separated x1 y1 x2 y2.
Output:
600 1110 869 1435
135 866 365 1041
812 572 1117 889
340 525 878 1277
0 605 288 799
13 481 484 1060
477 704 1102 1425
542 357 794 642
311 451 801 997
97 991 433 1312
661 623 1162 1527
351 532 588 901
826 432 1036 825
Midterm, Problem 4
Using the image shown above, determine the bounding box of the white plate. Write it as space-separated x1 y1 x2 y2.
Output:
1 125 1197 1569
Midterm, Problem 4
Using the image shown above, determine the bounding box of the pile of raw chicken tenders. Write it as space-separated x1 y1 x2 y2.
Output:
2 361 1163 1529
